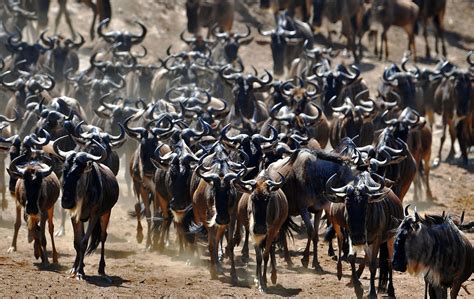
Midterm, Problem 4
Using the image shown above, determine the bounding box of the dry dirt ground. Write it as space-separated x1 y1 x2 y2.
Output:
1 0 474 297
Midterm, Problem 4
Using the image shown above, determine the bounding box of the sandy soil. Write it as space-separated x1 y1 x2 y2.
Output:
0 0 474 297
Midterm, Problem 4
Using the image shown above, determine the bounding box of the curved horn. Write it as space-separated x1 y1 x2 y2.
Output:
52 135 75 160
251 125 278 144
131 21 147 44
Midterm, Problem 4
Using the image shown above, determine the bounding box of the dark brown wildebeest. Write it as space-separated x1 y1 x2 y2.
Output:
383 107 433 200
393 208 474 299
97 18 147 52
191 158 244 283
260 0 313 23
186 0 235 35
327 171 403 298
234 172 288 293
412 0 447 58
53 138 118 280
371 0 419 61
266 148 354 270
432 56 472 166
7 154 60 265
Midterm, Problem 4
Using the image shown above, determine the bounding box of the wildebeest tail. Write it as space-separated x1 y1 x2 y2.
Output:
86 220 102 255
281 216 300 242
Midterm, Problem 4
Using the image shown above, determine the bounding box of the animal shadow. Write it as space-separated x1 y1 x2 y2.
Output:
86 275 130 288
266 284 302 297
34 262 69 273
104 249 135 259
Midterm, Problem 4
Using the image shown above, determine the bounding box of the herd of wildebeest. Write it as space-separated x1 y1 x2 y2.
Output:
0 0 473 298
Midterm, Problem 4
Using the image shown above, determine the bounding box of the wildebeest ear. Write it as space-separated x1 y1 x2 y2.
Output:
233 182 253 194
325 194 345 204
151 158 169 170
6 168 22 179
239 37 254 46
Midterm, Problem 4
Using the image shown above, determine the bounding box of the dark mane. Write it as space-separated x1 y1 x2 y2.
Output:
309 148 351 164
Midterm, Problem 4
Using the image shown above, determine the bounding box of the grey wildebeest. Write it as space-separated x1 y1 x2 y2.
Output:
371 0 419 61
234 171 288 293
393 208 474 298
53 138 119 280
7 154 60 264
326 171 403 298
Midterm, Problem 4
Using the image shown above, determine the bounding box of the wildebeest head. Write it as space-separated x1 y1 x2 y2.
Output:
46 34 84 83
326 171 386 246
382 107 422 142
392 205 420 272
236 171 285 236
53 138 107 210
196 161 243 226
380 60 420 110
213 24 253 64
8 154 53 215
6 30 54 71
98 18 147 52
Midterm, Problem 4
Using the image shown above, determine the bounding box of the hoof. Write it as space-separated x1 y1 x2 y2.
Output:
7 246 16 253
75 273 86 281
271 271 277 285
136 230 144 244
313 263 323 273
300 257 309 268
337 262 342 280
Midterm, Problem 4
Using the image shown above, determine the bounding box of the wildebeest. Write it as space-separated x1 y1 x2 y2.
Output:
413 0 447 58
258 10 314 77
234 171 288 292
266 148 354 270
53 139 119 280
7 153 60 266
393 207 474 298
186 0 235 35
371 0 419 61
327 171 403 298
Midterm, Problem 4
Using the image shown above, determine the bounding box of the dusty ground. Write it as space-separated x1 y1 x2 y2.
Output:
1 0 474 297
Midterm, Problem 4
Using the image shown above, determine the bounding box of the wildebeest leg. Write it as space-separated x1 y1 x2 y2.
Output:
334 223 344 280
228 217 237 284
0 156 5 208
134 200 144 244
447 118 456 161
434 10 447 57
156 192 169 251
8 205 21 253
367 243 380 298
422 153 433 200
254 244 266 292
383 29 389 60
450 280 462 299
63 0 77 39
386 238 395 297
140 187 152 250
54 0 65 36
311 210 323 271
76 216 100 280
98 212 112 283
348 253 364 299
151 197 162 252
241 225 250 262
215 225 226 274
208 227 218 280
422 19 430 58
39 212 49 264
434 118 447 167
377 242 389 292
270 244 278 284
47 208 58 263
282 231 293 267
300 208 313 268
69 219 84 277
262 241 271 288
